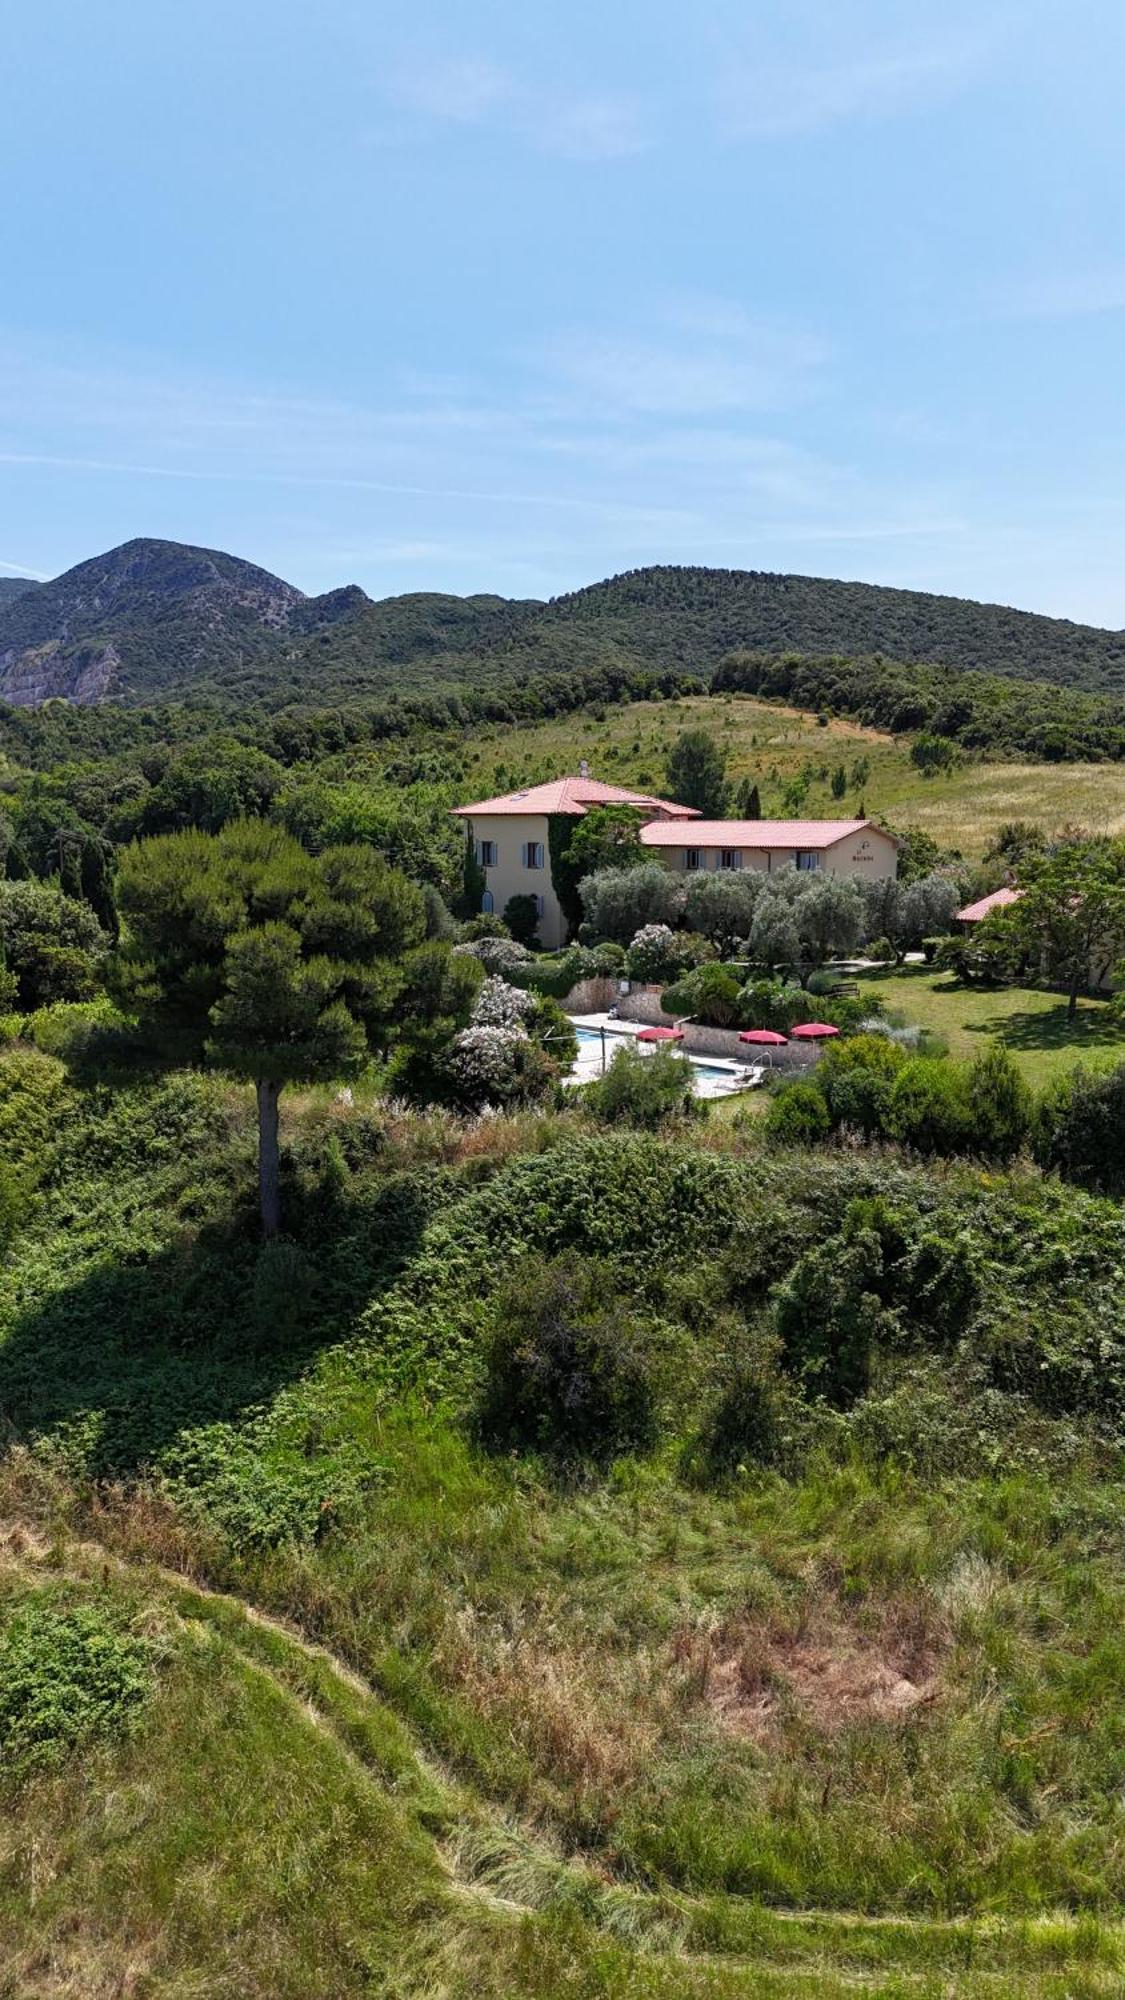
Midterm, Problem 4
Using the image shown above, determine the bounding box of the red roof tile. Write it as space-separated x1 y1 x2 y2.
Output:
956 886 1022 922
639 818 893 848
452 776 698 819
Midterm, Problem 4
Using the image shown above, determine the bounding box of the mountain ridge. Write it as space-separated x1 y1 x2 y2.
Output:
2 537 1124 711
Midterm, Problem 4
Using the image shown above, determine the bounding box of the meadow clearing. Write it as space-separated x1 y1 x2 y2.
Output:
464 693 1125 857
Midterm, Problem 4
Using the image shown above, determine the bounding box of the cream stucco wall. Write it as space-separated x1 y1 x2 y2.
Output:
463 812 567 947
457 813 898 949
657 828 898 881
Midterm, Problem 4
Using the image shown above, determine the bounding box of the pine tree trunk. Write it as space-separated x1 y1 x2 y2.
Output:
257 1078 281 1239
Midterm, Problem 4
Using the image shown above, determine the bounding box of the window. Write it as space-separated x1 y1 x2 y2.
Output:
534 893 545 917
481 889 494 914
796 851 821 872
685 848 701 872
478 839 497 867
719 848 741 871
523 841 544 869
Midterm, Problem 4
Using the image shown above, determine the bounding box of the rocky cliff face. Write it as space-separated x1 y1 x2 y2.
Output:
0 538 306 705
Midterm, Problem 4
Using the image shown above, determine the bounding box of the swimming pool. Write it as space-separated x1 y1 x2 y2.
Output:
572 1025 738 1086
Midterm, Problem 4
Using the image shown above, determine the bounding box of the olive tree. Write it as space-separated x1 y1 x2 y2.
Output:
578 863 684 944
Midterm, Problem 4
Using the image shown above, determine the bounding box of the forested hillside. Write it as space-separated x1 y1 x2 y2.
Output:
5 541 1125 712
0 578 37 609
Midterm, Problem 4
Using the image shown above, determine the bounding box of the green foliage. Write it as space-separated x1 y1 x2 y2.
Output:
561 804 646 882
933 932 1018 984
583 1040 696 1128
1036 1060 1125 1195
625 924 712 983
665 727 729 814
989 837 1125 1013
682 869 764 950
967 1043 1033 1159
0 878 107 1009
456 825 486 919
577 862 682 944
0 1594 151 1779
887 1057 974 1154
764 1082 831 1143
502 893 541 946
714 644 1125 762
910 731 959 775
660 961 742 1026
114 820 426 1232
478 1254 665 1463
736 977 814 1033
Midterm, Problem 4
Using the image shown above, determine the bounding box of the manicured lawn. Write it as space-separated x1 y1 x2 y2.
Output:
857 965 1125 1087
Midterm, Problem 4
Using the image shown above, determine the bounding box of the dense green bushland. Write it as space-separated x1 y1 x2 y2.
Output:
4 1048 1125 1988
714 647 1125 762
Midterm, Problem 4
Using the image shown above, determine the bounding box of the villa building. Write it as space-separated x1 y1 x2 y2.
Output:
453 772 897 948
639 817 899 881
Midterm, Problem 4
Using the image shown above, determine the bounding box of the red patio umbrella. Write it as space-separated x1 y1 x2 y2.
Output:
636 1024 684 1042
738 1029 788 1046
790 1021 840 1040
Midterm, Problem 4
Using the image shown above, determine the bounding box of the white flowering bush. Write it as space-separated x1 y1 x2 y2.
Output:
453 936 533 975
443 1024 528 1102
472 976 534 1029
625 924 712 984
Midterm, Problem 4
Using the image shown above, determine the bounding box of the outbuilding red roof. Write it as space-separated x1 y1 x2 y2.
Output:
639 817 893 849
452 776 698 819
956 887 1022 923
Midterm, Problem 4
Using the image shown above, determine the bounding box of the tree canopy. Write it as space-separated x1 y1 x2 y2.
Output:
114 820 425 1233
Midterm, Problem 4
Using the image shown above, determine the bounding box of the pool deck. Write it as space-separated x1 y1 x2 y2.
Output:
566 1013 764 1100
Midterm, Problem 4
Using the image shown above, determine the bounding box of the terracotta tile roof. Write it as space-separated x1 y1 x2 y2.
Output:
452 776 699 819
639 817 893 848
956 886 1022 922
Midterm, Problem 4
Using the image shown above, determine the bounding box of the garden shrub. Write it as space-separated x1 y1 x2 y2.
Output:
660 961 741 1026
887 1058 974 1154
625 924 713 984
966 1044 1033 1160
458 913 511 941
584 1041 696 1129
478 1253 663 1463
502 893 542 946
0 1594 152 1780
1035 1061 1125 1195
764 1082 831 1144
453 935 532 975
736 977 813 1033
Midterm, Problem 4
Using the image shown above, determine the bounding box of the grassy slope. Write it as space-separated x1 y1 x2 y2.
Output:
4 1060 1125 1991
857 966 1125 1088
463 693 1125 856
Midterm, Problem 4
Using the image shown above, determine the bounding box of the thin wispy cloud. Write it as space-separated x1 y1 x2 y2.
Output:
719 36 987 139
382 55 650 160
989 263 1125 322
0 556 47 577
540 303 829 417
386 56 514 126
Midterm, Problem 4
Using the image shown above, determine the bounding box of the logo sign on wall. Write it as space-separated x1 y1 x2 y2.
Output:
851 838 875 864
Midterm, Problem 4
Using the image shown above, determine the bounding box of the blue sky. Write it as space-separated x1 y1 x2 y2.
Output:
4 0 1125 622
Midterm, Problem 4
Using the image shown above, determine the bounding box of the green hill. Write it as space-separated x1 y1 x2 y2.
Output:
4 541 1125 712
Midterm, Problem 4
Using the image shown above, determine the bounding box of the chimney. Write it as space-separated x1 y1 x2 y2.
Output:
578 758 590 779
